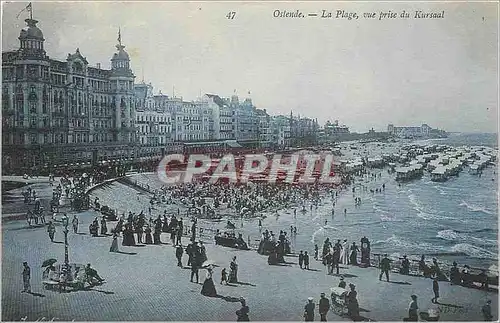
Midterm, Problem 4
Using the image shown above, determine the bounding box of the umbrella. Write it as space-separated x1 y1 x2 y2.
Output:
201 259 216 268
41 258 57 267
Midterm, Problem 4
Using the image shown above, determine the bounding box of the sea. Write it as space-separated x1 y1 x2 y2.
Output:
91 132 498 273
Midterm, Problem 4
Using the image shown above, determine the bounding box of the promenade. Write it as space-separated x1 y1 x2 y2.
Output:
1 177 497 321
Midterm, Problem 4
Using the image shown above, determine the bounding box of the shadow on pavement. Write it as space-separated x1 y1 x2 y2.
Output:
355 315 375 321
388 281 411 285
52 241 64 244
436 302 463 308
306 268 321 272
216 295 241 303
236 282 256 287
114 251 137 255
28 292 45 297
129 245 146 247
10 226 45 231
76 233 86 235
332 273 358 278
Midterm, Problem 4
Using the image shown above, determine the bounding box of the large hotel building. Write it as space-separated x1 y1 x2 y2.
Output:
2 17 137 172
2 16 320 173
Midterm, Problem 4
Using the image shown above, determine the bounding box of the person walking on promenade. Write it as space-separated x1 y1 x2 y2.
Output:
400 255 410 275
136 224 144 244
72 215 79 233
407 295 419 321
314 245 319 260
304 251 310 270
109 232 119 252
341 239 348 265
221 268 228 285
431 278 439 304
201 265 217 297
21 262 31 293
482 300 493 321
100 217 107 235
346 284 360 319
47 221 56 242
176 244 184 267
144 225 153 244
236 297 250 321
319 292 330 321
379 254 391 282
190 256 199 283
299 250 304 269
229 256 238 283
350 242 360 265
304 297 315 321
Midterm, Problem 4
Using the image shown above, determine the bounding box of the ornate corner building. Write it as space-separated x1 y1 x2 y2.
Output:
2 18 137 173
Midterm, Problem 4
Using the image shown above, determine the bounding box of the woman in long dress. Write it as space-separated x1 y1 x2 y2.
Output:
101 217 107 235
162 215 169 232
201 266 217 297
229 256 238 283
144 226 153 244
346 283 360 319
110 233 119 252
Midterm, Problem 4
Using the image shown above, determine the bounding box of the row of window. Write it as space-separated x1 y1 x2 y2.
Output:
139 125 171 134
137 115 170 123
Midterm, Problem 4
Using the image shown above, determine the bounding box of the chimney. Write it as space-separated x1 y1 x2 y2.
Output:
96 63 101 69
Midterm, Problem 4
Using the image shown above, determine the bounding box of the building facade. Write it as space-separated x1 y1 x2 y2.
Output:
155 95 212 142
270 115 291 148
256 108 271 147
324 120 350 135
134 82 175 157
2 17 137 172
290 113 319 147
387 123 440 139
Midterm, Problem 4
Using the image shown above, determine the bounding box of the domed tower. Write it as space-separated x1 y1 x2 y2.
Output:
109 29 136 144
18 18 47 59
12 16 50 156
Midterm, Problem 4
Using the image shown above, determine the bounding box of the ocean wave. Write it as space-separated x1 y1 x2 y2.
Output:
416 211 451 221
336 220 385 227
459 201 494 215
450 243 497 260
456 228 495 234
436 229 459 241
435 229 496 246
373 234 449 254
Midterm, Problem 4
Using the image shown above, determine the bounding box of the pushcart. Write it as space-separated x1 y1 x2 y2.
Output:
330 287 348 315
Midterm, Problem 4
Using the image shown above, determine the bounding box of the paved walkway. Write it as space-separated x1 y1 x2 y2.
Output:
1 178 498 321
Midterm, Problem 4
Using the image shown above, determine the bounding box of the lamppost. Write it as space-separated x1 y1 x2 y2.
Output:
61 214 72 281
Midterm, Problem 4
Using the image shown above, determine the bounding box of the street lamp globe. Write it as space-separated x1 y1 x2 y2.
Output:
62 214 69 227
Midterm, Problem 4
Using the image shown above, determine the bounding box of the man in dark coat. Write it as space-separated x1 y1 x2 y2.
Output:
22 262 31 293
299 250 304 269
186 242 194 266
319 292 330 321
176 244 184 267
190 256 199 283
304 297 315 321
304 251 310 270
379 254 391 282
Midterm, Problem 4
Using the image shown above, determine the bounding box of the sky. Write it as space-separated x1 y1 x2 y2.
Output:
2 2 498 133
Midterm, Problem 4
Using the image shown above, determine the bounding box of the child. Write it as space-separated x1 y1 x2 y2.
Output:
220 268 228 285
432 278 439 303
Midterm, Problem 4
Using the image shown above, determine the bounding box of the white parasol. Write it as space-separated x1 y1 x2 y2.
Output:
201 259 217 268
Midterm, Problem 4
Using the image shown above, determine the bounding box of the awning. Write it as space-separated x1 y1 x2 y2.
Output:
226 141 242 148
